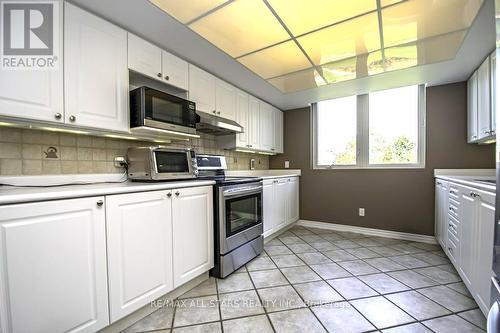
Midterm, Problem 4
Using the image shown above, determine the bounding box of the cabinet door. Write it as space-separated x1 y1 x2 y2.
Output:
162 50 189 90
434 181 441 245
172 186 213 287
0 197 109 333
459 188 476 289
491 51 496 135
440 182 449 248
128 33 162 80
477 58 492 140
286 177 299 224
274 179 287 230
0 0 63 123
475 191 495 314
274 107 284 154
215 79 237 121
65 3 129 132
248 96 261 149
106 191 173 322
259 101 274 151
263 179 275 237
468 72 478 142
236 90 250 148
189 65 216 113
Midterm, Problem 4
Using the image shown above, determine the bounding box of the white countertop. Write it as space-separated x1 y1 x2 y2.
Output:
0 179 215 205
225 169 301 179
434 169 496 193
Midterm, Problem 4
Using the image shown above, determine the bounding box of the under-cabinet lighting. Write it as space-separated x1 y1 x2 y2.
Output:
104 134 140 141
39 127 89 135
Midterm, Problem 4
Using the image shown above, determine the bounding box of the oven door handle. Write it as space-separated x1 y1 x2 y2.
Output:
223 188 262 198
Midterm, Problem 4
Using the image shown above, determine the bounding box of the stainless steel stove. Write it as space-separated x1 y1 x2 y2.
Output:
197 154 263 278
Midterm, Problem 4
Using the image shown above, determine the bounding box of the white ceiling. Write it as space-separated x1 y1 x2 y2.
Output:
69 0 495 110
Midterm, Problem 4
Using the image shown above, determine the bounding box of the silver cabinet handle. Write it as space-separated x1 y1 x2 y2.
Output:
212 110 217 114
54 113 62 120
436 181 442 185
69 115 76 122
96 200 104 207
175 191 180 196
157 73 162 78
217 111 221 115
165 75 170 81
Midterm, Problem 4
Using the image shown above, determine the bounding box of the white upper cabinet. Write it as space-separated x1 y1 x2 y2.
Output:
106 190 173 322
248 96 261 149
259 101 275 151
172 186 213 287
0 0 63 123
162 50 189 90
0 197 109 333
490 51 496 135
128 34 188 90
65 3 129 132
215 79 237 121
468 71 478 143
128 33 162 80
274 107 284 154
477 57 492 140
235 90 250 147
189 65 216 113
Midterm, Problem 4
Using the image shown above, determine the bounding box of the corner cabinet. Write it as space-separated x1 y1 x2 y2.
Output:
263 177 300 238
434 179 495 316
0 197 109 333
106 185 213 322
467 52 496 143
64 2 129 132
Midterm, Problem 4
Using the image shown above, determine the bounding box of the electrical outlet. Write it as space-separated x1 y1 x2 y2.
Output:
359 208 365 217
284 161 290 168
114 156 127 168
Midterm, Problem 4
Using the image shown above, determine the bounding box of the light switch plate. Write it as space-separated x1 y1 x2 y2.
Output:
284 161 290 168
359 208 365 217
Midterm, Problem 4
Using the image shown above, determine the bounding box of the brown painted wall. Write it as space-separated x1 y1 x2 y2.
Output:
270 82 495 235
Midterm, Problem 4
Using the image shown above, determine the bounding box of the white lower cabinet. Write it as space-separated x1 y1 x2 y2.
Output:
263 177 300 237
435 180 496 316
172 186 214 287
434 180 449 249
106 185 213 322
0 197 109 333
106 190 173 322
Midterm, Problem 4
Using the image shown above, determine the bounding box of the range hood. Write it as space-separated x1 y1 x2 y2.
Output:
196 110 244 135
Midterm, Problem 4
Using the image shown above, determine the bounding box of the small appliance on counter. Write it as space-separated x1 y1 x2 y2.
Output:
196 154 264 278
127 146 198 181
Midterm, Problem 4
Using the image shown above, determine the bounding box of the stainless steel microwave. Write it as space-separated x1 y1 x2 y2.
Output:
130 87 198 135
127 147 198 181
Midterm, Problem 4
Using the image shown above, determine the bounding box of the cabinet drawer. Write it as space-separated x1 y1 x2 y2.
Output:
449 186 460 200
448 217 459 238
448 201 460 220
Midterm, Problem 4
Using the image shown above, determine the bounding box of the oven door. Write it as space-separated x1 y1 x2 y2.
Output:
219 183 263 254
143 88 197 134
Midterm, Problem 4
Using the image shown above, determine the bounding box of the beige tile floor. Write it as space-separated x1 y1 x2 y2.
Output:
122 225 487 333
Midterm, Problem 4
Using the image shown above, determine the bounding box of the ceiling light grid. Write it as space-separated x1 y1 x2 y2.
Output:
150 0 484 93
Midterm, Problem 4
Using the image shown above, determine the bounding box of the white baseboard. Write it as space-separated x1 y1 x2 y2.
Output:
296 219 437 244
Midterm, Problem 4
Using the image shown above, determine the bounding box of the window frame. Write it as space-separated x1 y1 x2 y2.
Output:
311 85 426 170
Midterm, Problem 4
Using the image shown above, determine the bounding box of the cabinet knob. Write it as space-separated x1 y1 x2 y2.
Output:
157 73 162 78
69 115 76 122
165 75 170 81
248 144 253 148
175 191 180 196
54 113 62 120
212 110 217 114
217 111 221 115
96 200 104 207
271 148 275 151
167 192 172 198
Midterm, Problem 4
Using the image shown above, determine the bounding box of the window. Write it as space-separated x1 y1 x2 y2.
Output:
316 96 357 166
312 85 425 169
